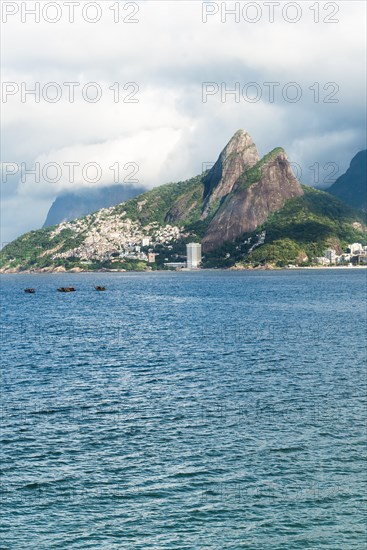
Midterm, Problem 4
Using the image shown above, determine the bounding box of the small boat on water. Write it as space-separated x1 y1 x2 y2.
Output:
24 288 35 294
57 287 76 293
95 286 106 291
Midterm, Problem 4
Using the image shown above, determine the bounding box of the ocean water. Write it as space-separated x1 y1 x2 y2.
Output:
0 269 366 549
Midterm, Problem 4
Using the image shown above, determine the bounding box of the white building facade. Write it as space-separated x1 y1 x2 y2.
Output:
186 243 202 269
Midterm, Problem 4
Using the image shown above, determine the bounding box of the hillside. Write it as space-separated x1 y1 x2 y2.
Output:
0 173 206 272
1 130 366 272
203 186 366 268
327 150 367 211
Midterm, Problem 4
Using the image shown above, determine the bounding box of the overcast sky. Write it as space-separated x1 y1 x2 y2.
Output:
1 0 366 244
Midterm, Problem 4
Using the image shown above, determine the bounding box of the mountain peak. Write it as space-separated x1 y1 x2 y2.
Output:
231 128 252 141
202 129 260 216
202 147 304 250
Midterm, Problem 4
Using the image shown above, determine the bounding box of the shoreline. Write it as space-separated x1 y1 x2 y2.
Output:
1 265 366 275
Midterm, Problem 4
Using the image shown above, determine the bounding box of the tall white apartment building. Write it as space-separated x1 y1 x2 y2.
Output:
186 243 202 269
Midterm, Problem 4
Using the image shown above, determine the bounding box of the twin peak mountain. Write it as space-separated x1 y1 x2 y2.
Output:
171 129 304 250
3 128 365 272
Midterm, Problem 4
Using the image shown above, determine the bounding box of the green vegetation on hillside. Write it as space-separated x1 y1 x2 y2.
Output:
202 186 366 268
0 174 207 272
0 227 86 271
262 186 366 251
112 174 204 226
250 239 304 265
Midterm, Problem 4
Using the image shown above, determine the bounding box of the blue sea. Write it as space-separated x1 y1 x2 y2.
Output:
1 270 366 549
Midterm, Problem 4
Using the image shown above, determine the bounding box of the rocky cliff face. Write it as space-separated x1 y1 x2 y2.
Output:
202 149 304 250
202 129 260 217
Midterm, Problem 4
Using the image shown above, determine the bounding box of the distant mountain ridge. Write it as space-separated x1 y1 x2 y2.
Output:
327 150 367 211
1 130 366 272
43 184 147 227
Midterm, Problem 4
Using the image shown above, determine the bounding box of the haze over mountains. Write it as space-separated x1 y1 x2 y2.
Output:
1 130 366 272
43 184 147 227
